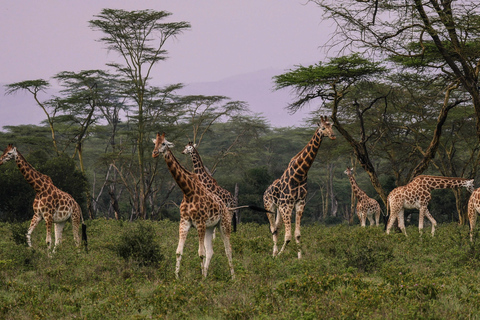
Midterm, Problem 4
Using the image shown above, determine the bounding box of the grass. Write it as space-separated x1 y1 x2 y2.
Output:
2 219 480 319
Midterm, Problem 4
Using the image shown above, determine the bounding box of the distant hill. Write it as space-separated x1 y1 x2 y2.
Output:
0 69 313 130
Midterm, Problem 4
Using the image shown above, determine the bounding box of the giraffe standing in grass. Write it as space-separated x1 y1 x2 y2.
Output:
182 142 238 231
386 175 474 236
467 187 480 241
152 133 234 279
344 167 381 227
0 144 87 252
263 116 336 258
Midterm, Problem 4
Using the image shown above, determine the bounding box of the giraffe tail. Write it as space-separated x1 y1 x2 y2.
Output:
228 205 274 213
82 223 88 253
383 199 390 231
78 203 88 253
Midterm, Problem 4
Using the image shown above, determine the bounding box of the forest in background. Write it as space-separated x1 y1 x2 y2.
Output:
1 1 480 228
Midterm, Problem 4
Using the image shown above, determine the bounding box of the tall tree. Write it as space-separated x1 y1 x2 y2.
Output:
89 9 191 218
312 0 480 139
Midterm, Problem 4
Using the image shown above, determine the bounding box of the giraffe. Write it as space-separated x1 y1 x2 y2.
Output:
467 187 480 241
0 144 87 252
386 175 474 236
182 142 238 231
152 133 234 279
344 167 381 227
263 116 336 259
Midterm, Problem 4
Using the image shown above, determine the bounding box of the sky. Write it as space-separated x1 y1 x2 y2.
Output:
0 0 332 126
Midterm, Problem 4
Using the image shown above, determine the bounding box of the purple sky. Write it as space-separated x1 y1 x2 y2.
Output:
1 0 332 126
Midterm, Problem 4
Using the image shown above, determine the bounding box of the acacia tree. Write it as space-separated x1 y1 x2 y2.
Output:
89 9 191 219
312 0 480 139
274 54 390 204
4 80 59 154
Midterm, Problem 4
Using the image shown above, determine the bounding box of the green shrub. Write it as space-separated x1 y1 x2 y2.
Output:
9 221 29 246
113 221 163 266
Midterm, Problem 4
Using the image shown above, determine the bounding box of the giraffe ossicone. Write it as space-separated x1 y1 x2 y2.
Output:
344 167 381 227
386 175 474 236
153 133 234 279
0 144 87 252
263 116 336 259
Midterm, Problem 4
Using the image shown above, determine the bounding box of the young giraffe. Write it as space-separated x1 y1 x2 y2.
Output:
0 144 87 252
152 133 234 279
467 187 480 241
182 142 238 231
386 175 474 236
264 116 336 258
344 167 381 227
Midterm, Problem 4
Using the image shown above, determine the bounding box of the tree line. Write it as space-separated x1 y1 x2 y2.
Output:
1 2 479 226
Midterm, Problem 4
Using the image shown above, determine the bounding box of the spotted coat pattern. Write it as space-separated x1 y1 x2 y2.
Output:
182 142 238 231
153 133 234 279
467 187 480 241
344 167 381 227
263 116 336 259
386 175 474 236
0 144 84 251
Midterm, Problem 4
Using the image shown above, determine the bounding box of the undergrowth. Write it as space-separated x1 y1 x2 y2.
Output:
1 219 480 319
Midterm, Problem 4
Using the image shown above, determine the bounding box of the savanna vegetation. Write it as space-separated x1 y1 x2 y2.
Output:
2 1 480 318
2 220 480 319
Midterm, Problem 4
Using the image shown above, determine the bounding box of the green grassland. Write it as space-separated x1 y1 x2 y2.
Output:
2 219 480 319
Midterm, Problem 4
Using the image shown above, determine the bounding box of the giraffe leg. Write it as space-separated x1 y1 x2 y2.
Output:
277 205 293 257
44 215 54 251
469 201 478 242
375 206 381 226
196 223 207 277
53 222 66 252
175 219 191 279
366 211 375 227
294 200 305 259
71 209 81 247
397 209 407 236
202 227 215 278
272 209 283 257
219 216 235 279
26 212 43 247
421 206 437 236
386 207 398 235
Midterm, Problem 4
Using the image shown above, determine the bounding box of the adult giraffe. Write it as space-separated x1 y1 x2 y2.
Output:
263 116 336 258
344 167 381 227
152 133 234 279
386 175 474 236
182 142 238 231
0 144 87 252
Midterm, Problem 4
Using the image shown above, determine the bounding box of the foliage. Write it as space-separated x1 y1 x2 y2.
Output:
112 221 163 266
1 220 480 319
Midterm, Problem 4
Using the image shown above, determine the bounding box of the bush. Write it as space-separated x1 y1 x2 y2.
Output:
113 221 163 266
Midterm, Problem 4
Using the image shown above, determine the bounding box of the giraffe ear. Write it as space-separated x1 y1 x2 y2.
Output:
193 144 197 148
152 138 157 144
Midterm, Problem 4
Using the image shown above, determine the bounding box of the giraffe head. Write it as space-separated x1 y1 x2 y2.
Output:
465 179 475 193
152 132 174 158
318 116 336 140
0 144 18 165
344 167 353 176
182 142 197 155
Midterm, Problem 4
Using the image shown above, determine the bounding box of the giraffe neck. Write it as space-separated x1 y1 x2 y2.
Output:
164 149 198 196
416 175 471 190
348 175 368 201
15 151 53 193
287 128 324 177
189 148 216 186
